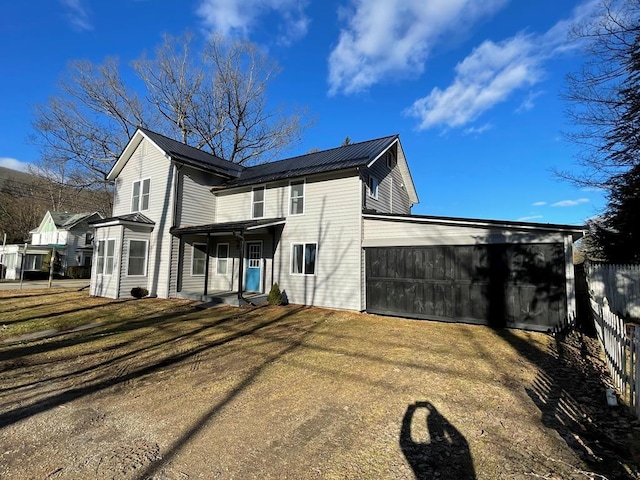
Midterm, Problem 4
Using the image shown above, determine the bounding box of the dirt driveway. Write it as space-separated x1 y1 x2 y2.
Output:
0 290 638 479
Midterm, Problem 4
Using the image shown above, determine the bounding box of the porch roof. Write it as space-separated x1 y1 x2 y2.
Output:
170 218 286 236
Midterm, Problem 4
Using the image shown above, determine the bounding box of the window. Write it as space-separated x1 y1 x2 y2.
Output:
97 239 115 275
131 178 150 212
127 240 147 276
386 150 397 169
191 243 206 276
289 180 305 215
85 231 94 246
291 243 316 275
216 243 229 275
368 176 379 199
252 186 265 218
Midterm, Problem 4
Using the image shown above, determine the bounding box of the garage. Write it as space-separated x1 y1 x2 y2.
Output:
362 213 583 332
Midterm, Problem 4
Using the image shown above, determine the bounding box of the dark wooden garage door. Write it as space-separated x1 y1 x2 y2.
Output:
365 244 566 331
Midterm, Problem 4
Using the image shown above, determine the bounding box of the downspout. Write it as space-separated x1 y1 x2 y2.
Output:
168 164 181 298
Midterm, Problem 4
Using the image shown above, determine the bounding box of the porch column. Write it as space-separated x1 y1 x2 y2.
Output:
176 235 184 293
236 232 245 300
204 233 211 296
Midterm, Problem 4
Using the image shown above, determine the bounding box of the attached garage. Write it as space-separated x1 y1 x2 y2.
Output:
362 214 583 332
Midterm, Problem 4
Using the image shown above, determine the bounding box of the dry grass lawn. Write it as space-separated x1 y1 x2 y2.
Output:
0 289 638 479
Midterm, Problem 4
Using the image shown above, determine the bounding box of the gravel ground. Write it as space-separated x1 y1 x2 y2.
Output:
0 299 639 479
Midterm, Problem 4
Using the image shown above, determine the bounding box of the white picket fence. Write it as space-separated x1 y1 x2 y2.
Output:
590 297 640 417
586 263 640 319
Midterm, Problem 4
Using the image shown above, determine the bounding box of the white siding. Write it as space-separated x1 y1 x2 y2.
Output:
216 171 363 309
90 225 123 299
119 226 152 298
363 147 412 214
112 138 175 298
275 173 362 311
362 218 566 247
177 167 219 227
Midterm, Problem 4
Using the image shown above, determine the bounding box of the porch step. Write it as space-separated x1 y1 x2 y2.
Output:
178 291 269 308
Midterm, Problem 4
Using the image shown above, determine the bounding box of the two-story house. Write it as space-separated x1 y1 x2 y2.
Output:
90 128 582 332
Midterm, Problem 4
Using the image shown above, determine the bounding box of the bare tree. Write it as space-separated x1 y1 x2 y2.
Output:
32 33 307 206
562 0 640 187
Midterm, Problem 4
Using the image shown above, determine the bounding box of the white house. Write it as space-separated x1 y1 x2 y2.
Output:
90 128 582 332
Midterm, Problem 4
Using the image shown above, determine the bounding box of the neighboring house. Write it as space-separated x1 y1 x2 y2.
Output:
90 128 582 332
0 211 102 280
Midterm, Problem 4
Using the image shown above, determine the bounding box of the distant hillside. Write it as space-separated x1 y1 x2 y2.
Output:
0 166 111 243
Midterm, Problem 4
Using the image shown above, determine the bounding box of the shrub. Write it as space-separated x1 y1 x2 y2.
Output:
267 283 282 305
131 287 149 299
67 266 91 279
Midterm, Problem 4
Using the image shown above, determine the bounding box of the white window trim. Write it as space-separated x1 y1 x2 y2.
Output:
97 238 116 276
368 175 379 200
251 186 266 219
216 243 229 275
131 178 151 213
126 238 148 277
289 179 305 216
290 242 317 276
191 242 207 277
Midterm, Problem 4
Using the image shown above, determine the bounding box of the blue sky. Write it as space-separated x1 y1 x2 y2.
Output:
0 0 607 225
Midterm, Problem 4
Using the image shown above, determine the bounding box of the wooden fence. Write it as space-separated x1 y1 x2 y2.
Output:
586 263 640 319
590 297 640 417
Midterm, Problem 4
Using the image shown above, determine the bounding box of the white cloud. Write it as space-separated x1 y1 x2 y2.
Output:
551 198 589 207
406 0 600 130
328 0 508 96
60 0 92 31
464 123 493 136
532 201 547 206
517 215 543 222
407 34 541 129
196 0 309 43
0 157 32 172
516 90 544 113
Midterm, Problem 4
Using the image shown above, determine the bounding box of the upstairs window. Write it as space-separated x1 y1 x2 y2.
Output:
85 231 94 246
387 150 397 169
368 176 379 199
252 186 265 218
289 180 305 215
132 178 150 212
291 242 316 275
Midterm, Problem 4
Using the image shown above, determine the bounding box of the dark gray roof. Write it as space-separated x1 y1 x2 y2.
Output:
226 135 398 187
90 212 155 225
171 218 285 235
139 128 243 178
50 212 98 228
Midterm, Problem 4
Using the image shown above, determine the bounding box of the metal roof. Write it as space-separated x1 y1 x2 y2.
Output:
90 212 155 225
50 212 99 228
139 128 243 178
171 218 286 235
226 135 398 187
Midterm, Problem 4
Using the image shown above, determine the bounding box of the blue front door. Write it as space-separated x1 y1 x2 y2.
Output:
245 242 262 291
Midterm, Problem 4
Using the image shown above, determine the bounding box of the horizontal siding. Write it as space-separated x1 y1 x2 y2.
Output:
362 218 566 247
119 226 152 298
274 174 362 311
90 225 122 298
177 167 219 227
363 145 411 214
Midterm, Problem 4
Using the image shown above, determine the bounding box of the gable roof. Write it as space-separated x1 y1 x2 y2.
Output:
225 135 399 187
50 212 101 229
108 128 418 204
108 129 242 180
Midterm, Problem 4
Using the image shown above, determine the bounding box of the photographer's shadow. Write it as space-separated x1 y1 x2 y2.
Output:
400 401 476 480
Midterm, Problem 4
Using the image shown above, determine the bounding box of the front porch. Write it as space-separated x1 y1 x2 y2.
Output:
170 218 285 304
177 290 269 307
